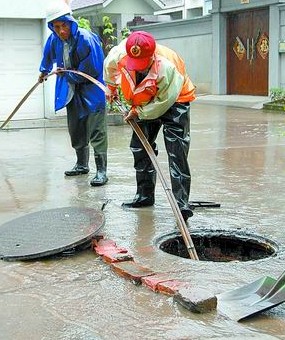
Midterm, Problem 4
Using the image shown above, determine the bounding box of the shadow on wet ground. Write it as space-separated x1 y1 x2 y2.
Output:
0 96 285 339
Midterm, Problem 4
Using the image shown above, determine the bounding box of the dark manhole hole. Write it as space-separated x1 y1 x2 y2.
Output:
157 229 278 262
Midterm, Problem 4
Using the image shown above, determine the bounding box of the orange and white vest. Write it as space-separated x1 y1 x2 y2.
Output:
104 40 196 120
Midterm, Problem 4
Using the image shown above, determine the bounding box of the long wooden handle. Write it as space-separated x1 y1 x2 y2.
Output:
0 69 106 130
1 81 41 129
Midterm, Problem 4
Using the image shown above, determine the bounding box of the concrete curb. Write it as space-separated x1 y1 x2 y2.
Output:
0 113 124 130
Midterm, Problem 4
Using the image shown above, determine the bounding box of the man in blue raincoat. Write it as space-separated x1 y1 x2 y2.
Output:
38 1 108 186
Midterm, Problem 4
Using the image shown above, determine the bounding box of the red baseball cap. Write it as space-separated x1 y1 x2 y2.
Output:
126 31 156 71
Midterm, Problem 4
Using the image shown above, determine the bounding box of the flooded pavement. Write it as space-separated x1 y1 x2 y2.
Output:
1 100 285 339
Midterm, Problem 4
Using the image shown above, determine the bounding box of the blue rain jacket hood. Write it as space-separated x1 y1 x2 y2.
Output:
39 14 106 118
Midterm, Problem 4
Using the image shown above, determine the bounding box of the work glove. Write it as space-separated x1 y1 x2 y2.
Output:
124 106 138 121
106 86 119 104
38 72 48 83
55 67 66 76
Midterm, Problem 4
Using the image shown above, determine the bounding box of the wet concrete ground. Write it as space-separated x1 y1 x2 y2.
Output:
1 98 285 339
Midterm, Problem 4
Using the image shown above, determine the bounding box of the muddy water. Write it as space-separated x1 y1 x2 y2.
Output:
0 103 285 339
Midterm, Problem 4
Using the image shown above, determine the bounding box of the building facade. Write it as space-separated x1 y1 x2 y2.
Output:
1 0 284 122
128 0 284 96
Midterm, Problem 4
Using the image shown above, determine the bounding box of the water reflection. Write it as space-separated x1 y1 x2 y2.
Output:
1 104 285 339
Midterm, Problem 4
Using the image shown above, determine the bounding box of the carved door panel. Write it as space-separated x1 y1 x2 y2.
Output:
227 8 269 95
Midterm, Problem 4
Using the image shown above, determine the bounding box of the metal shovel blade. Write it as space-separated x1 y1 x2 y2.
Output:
217 273 285 321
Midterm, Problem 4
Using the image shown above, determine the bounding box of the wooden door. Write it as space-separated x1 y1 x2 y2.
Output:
227 8 269 95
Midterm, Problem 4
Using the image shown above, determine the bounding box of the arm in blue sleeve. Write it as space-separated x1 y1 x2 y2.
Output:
39 35 56 74
64 33 103 84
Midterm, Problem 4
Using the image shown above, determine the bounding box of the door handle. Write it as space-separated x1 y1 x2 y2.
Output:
251 37 255 62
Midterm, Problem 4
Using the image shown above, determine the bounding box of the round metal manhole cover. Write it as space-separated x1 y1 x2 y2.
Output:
156 229 279 262
0 207 105 261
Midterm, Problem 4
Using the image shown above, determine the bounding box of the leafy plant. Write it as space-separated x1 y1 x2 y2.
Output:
270 88 285 103
121 27 131 40
101 16 132 113
108 87 130 114
102 16 117 54
77 16 91 31
76 15 131 114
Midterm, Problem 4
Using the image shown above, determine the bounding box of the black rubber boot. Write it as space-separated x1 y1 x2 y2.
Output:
122 193 155 208
90 153 108 186
122 171 156 208
181 207 194 222
65 148 90 176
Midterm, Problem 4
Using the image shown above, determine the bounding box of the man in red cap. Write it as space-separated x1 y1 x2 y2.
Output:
104 31 196 222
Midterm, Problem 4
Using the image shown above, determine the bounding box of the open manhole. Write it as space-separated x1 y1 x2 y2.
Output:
156 229 279 262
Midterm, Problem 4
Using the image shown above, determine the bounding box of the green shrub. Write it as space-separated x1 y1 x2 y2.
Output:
102 16 117 54
76 15 131 114
77 17 91 31
270 88 285 102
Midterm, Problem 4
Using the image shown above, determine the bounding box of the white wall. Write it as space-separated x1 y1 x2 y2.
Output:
0 0 46 19
136 17 213 93
0 0 61 119
103 0 157 14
